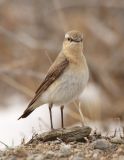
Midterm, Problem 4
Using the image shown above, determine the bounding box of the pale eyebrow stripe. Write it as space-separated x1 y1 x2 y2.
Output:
65 33 69 38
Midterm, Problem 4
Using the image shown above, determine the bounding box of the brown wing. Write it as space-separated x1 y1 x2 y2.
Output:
27 58 69 108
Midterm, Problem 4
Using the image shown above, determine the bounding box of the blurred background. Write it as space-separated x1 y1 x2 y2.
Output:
0 0 124 148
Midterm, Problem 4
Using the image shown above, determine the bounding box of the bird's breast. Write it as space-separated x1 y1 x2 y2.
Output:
41 55 89 105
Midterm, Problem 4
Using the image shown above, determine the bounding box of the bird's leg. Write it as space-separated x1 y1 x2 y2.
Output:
49 103 53 130
60 105 64 129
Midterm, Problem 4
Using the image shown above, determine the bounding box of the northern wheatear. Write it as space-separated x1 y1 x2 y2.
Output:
18 30 89 129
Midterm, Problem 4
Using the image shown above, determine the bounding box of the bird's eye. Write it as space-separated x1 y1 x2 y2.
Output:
67 38 72 42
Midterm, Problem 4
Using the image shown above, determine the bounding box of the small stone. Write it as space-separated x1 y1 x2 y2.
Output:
44 151 55 159
27 155 34 160
27 154 43 160
119 155 124 160
72 153 84 160
51 140 61 144
74 149 81 153
93 139 111 150
111 137 124 144
85 154 91 158
77 142 83 145
92 149 103 159
116 147 124 154
71 144 77 148
92 153 99 159
70 141 77 145
58 144 71 157
100 157 106 160
35 155 44 160
112 154 118 158
93 149 103 154
9 157 17 160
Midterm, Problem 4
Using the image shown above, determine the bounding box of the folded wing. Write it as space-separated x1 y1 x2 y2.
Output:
18 55 69 119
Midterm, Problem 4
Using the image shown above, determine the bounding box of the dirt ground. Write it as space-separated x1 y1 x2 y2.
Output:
1 126 124 160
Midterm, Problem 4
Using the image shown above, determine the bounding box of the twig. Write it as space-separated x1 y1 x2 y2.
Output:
27 126 91 144
0 74 34 97
0 140 9 148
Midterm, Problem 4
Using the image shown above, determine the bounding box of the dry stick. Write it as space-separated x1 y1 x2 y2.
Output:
38 117 50 130
0 26 39 49
44 50 53 65
0 25 50 59
78 101 85 126
88 59 121 98
1 69 44 79
0 140 9 149
0 75 34 98
27 126 91 144
74 101 85 126
66 107 80 121
48 0 124 11
0 59 32 73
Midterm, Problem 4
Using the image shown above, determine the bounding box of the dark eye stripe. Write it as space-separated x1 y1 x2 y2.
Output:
67 37 82 42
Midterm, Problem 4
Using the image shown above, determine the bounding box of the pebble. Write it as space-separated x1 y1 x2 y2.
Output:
92 153 99 159
72 153 84 160
9 157 17 160
74 148 81 153
50 140 61 144
44 151 55 159
27 154 44 160
111 137 124 144
93 139 111 150
71 144 77 148
70 141 77 145
92 149 103 159
119 155 124 160
58 144 71 157
116 147 124 154
112 154 118 158
100 157 107 160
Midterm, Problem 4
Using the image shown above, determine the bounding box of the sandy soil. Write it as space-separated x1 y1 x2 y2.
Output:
1 127 124 160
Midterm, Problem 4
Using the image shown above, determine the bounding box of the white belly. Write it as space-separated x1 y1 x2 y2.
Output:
41 66 89 105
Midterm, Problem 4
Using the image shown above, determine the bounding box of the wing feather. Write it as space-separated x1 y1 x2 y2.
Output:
27 57 69 108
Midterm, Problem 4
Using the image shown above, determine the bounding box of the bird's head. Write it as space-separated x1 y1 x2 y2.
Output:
63 30 83 52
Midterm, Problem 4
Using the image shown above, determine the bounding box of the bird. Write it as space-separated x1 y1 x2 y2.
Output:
18 30 89 129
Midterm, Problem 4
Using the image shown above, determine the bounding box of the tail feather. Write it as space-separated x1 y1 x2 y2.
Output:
18 107 34 120
18 100 43 120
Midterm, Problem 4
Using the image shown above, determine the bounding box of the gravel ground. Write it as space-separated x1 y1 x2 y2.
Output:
1 130 124 160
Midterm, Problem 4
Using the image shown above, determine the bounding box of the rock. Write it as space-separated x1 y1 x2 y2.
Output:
72 153 85 160
93 139 111 150
111 137 124 144
112 154 118 158
9 157 17 160
100 157 107 160
58 144 71 157
92 150 102 160
70 141 77 145
92 153 99 159
27 154 44 160
116 147 124 154
36 155 44 160
44 151 55 159
51 140 61 144
119 155 124 160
